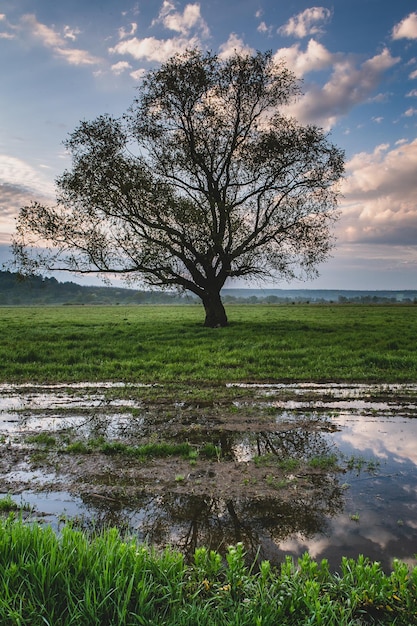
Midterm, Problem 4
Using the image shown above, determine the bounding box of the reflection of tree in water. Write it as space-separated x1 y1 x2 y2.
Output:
79 482 342 566
254 427 333 462
77 421 344 566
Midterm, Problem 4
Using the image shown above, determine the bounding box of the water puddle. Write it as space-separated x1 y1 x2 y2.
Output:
1 383 417 571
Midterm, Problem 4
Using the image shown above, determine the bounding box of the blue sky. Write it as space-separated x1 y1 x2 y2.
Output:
1 0 417 290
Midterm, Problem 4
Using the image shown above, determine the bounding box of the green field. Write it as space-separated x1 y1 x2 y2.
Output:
0 304 416 383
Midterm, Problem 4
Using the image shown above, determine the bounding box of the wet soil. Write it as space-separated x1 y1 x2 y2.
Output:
0 386 334 499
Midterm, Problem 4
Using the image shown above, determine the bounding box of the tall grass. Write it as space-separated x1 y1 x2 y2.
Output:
0 519 416 625
0 304 416 383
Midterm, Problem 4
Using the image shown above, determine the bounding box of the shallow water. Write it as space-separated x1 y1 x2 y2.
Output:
1 382 417 571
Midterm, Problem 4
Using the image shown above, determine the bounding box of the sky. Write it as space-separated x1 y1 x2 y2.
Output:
1 0 417 291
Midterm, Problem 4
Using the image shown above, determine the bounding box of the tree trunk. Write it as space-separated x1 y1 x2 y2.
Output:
202 290 228 327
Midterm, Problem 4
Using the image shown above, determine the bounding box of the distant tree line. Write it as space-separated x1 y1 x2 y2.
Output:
0 271 191 306
222 293 417 305
1 271 416 306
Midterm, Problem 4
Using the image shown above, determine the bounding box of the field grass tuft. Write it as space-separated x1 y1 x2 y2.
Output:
0 519 416 625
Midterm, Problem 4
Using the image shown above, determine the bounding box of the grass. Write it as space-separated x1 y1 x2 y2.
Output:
0 494 20 512
26 433 56 446
1 304 417 622
100 441 193 459
0 494 31 513
0 304 416 383
0 519 416 625
308 454 339 470
60 439 194 459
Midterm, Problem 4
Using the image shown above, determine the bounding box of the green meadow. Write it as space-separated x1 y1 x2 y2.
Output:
0 303 416 383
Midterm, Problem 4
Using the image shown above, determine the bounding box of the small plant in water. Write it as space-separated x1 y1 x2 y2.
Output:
0 494 31 513
350 512 360 522
308 454 338 470
344 454 380 474
0 494 19 512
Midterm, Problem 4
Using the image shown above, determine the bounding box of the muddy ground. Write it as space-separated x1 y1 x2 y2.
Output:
1 382 417 565
1 384 341 499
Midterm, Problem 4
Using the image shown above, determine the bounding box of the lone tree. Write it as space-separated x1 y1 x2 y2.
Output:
12 49 344 327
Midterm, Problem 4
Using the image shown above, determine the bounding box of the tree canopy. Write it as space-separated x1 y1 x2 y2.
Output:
12 49 344 326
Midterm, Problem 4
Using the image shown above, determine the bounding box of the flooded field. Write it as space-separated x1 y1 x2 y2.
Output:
1 382 417 571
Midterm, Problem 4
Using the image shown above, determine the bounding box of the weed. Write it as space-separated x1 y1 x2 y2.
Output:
26 433 56 447
344 454 380 474
102 441 193 459
62 439 194 459
308 454 338 470
63 441 91 454
0 494 30 513
0 494 19 512
266 474 295 490
200 442 222 460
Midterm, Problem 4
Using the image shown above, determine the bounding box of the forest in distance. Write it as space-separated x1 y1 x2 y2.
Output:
0 270 416 306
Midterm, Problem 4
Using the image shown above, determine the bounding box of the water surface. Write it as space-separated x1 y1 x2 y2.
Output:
1 382 417 571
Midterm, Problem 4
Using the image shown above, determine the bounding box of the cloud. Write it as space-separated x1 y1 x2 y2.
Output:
392 12 417 40
63 25 81 41
109 34 200 63
0 14 15 39
130 68 146 81
110 2 211 63
0 155 55 197
339 139 417 245
368 92 391 104
118 23 137 39
0 155 55 238
218 33 255 59
153 1 209 38
19 14 101 66
274 39 334 77
257 21 272 35
111 60 132 75
278 7 332 39
278 45 400 128
20 13 61 46
404 107 417 117
406 89 417 97
0 183 37 237
54 47 100 66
